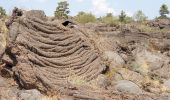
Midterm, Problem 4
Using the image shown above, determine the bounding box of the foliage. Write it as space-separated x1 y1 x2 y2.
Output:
74 11 96 24
0 6 6 17
159 4 169 18
119 10 126 23
100 13 120 26
124 16 134 23
133 10 148 22
54 1 70 19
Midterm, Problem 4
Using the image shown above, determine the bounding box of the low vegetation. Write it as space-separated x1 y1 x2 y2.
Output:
74 11 97 24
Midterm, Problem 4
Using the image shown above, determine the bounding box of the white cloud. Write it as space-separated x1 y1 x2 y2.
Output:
59 0 68 1
91 0 115 16
76 0 84 2
18 0 48 3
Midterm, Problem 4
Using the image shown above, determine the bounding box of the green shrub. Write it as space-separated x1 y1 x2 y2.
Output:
100 13 120 26
74 12 96 24
124 16 134 23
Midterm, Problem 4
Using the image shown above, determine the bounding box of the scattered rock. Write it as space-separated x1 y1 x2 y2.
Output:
115 80 142 94
103 51 125 67
113 68 144 86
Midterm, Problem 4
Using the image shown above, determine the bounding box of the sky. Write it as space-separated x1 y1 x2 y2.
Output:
0 0 170 19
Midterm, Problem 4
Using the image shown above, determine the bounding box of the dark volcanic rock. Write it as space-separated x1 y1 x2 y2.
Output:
149 19 170 29
2 9 106 98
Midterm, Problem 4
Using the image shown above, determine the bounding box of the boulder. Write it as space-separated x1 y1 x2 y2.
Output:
92 74 109 89
115 80 142 94
103 51 125 67
132 49 169 73
18 89 43 100
113 68 144 86
2 9 106 96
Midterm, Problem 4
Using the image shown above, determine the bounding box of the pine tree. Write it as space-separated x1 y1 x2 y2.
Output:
0 6 6 17
119 10 126 22
159 4 169 18
54 1 70 19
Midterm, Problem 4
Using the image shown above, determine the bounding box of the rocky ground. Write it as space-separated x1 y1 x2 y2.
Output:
0 9 170 100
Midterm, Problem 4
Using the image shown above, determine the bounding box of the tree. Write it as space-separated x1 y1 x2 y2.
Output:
74 11 96 24
119 10 126 22
159 4 169 18
54 1 70 19
0 6 6 17
133 10 147 22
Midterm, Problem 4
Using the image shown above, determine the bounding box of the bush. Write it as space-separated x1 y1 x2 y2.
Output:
74 12 96 24
100 13 120 26
124 16 134 23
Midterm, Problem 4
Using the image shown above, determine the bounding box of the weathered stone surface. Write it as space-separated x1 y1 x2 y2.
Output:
2 9 106 96
132 49 169 73
18 89 43 100
91 74 109 89
163 79 170 89
115 80 142 94
113 68 144 86
149 19 170 29
103 51 125 67
0 76 5 87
